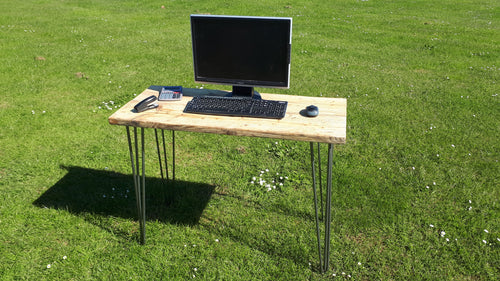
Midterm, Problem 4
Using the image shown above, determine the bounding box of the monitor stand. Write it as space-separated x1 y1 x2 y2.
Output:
228 86 262 100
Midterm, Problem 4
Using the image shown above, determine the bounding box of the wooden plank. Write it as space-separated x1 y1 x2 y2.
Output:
109 88 346 144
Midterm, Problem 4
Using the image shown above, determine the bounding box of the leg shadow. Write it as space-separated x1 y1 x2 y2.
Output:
33 165 214 236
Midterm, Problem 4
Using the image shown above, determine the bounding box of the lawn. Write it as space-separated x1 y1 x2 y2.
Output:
0 0 498 280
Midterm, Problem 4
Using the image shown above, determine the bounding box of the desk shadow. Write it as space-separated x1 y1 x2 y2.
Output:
33 165 214 228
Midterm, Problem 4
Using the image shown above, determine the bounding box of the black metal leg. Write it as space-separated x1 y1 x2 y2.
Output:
126 126 140 222
317 143 324 219
155 129 165 179
155 129 171 181
153 129 175 182
324 143 333 271
172 130 176 181
126 126 146 244
161 130 169 180
140 127 146 244
310 142 334 273
310 143 324 272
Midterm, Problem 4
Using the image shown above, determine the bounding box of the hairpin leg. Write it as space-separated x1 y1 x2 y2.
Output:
154 129 171 181
317 142 324 220
310 142 324 271
324 143 333 271
155 129 165 179
172 130 176 181
162 130 170 180
310 142 334 273
126 126 146 244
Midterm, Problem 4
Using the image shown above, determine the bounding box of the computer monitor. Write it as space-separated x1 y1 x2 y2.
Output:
190 15 292 99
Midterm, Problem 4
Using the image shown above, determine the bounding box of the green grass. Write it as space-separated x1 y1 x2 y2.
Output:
1 0 499 279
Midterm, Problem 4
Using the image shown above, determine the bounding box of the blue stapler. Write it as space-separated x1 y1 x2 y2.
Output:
134 95 158 113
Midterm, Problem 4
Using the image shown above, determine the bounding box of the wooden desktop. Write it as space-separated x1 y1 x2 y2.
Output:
109 88 346 144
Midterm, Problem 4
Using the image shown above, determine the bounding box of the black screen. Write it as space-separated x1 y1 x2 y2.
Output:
191 15 292 89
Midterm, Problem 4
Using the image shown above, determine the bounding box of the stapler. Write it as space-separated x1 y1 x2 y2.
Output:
134 95 158 112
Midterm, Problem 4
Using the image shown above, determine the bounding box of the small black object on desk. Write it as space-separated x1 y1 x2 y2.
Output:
302 105 319 117
134 95 158 113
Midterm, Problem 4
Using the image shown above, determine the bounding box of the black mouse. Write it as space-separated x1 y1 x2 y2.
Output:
305 105 319 117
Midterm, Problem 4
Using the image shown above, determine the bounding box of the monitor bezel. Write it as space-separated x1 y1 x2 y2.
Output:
190 14 293 94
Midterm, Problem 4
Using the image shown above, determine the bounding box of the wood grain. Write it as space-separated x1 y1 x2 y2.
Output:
109 88 346 144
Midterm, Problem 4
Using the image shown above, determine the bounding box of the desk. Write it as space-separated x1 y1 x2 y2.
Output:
109 87 346 272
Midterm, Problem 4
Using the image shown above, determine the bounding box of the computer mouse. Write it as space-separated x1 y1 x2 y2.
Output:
305 105 319 117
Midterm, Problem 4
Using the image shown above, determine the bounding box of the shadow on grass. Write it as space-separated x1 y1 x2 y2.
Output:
32 165 330 270
33 165 214 239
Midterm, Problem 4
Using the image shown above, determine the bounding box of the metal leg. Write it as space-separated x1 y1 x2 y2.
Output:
126 126 146 244
310 143 324 272
127 127 176 245
162 130 169 180
155 129 171 181
310 142 334 273
317 143 324 219
126 126 140 223
140 127 146 244
154 129 175 182
155 129 165 179
172 130 176 181
324 144 333 271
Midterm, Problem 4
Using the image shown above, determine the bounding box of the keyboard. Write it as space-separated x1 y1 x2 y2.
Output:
183 96 288 119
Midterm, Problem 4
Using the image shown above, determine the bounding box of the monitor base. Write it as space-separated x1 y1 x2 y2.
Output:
228 86 262 100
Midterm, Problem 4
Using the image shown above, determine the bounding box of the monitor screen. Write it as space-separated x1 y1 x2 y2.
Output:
191 15 292 98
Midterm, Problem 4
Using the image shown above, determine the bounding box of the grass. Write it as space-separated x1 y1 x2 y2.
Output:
0 0 499 279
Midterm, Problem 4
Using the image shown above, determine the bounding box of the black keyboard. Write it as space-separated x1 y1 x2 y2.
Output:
183 96 288 119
